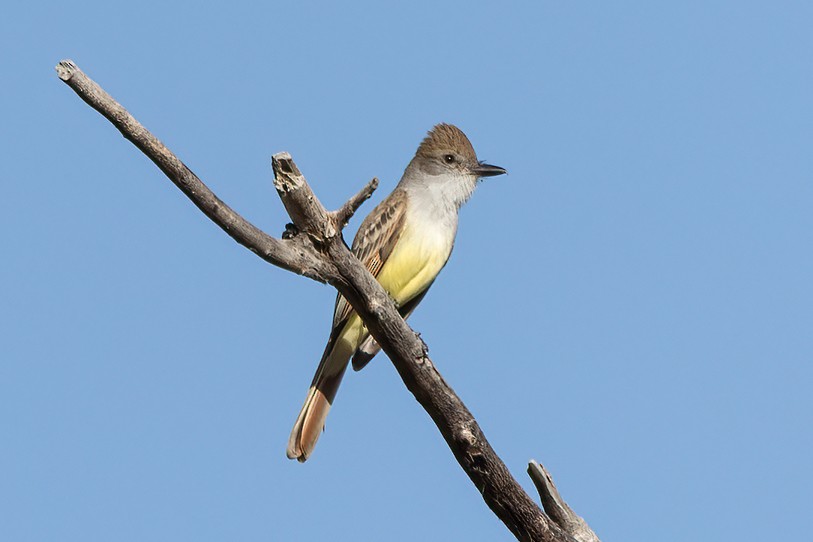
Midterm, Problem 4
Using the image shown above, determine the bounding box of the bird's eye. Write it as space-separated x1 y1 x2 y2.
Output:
443 154 455 164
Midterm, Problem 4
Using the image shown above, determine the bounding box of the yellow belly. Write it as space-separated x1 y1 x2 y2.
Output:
376 222 452 306
338 221 453 350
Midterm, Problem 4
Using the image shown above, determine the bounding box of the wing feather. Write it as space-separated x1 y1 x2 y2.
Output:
325 189 408 346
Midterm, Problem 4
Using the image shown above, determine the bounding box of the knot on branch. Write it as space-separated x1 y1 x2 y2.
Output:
456 423 489 483
458 425 478 448
416 333 430 359
455 422 480 455
282 223 300 240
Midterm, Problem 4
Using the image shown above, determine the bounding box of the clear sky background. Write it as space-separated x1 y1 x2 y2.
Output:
2 2 811 541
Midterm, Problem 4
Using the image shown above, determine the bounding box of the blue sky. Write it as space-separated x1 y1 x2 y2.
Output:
2 2 811 540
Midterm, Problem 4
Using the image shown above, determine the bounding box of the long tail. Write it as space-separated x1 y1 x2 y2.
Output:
286 337 354 462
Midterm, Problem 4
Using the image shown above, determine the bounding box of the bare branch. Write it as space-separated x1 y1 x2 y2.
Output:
57 59 587 542
55 60 334 282
333 177 379 228
528 461 601 542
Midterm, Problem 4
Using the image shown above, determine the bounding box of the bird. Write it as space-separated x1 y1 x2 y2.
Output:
287 123 506 462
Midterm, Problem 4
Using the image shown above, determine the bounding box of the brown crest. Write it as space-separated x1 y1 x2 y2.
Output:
415 123 478 164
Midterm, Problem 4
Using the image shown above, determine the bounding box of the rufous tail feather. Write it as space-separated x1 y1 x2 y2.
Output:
286 338 353 462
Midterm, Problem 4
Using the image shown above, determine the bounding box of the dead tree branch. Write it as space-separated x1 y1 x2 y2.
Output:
56 59 599 542
529 461 601 542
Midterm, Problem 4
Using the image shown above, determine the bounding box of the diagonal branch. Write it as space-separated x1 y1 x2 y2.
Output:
55 60 334 283
56 59 593 542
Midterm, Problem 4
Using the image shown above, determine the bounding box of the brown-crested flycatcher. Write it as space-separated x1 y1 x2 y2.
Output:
287 123 506 462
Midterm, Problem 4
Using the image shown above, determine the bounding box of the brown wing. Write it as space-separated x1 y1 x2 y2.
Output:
328 188 408 337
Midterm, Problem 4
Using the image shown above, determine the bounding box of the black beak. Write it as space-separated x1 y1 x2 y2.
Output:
471 161 507 178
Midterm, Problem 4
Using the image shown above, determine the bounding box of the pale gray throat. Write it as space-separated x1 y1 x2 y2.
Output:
399 169 478 216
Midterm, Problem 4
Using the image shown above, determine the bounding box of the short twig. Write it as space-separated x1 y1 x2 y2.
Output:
528 460 600 542
334 177 379 228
